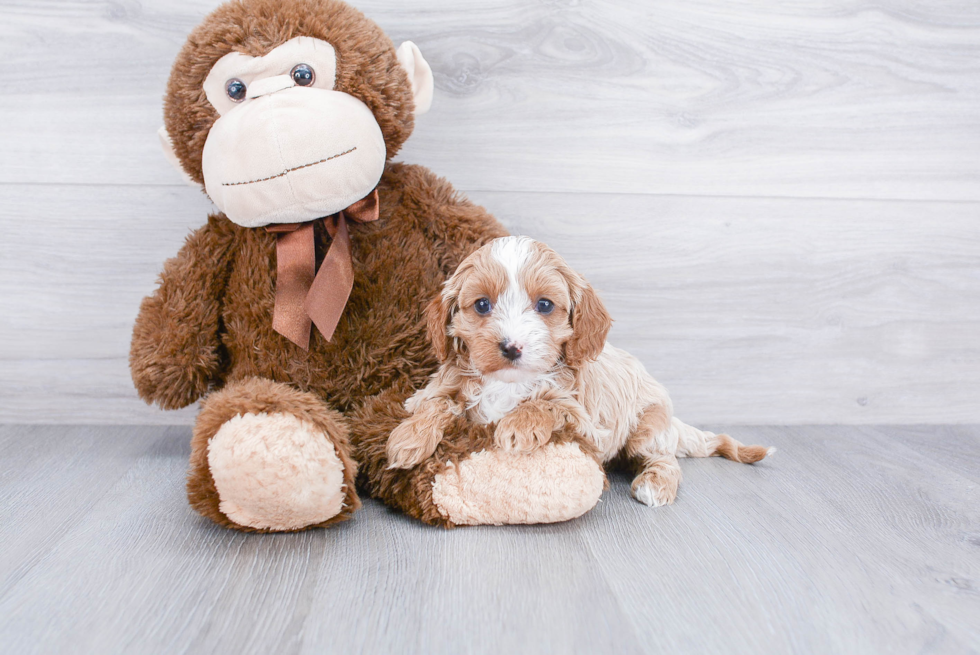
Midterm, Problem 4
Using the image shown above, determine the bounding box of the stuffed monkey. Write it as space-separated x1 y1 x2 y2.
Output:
132 0 605 531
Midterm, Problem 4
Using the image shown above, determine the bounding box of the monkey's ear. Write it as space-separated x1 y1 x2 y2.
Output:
396 41 434 115
157 126 199 187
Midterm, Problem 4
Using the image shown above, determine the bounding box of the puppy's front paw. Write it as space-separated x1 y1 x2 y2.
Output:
494 403 555 453
386 418 443 469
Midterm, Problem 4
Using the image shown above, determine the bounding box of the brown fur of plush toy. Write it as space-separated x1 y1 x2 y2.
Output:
133 164 504 413
132 0 605 531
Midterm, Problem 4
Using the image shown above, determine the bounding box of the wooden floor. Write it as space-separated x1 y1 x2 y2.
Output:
1 425 977 654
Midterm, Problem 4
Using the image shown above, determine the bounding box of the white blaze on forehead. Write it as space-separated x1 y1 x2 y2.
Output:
490 236 534 334
488 236 551 378
490 235 535 285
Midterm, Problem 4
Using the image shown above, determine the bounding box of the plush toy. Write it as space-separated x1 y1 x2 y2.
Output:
132 0 606 531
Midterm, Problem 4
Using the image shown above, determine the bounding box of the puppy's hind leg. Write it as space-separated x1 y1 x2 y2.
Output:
672 417 774 464
627 404 683 507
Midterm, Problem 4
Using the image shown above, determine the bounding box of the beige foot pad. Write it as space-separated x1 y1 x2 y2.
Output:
431 442 605 526
207 412 346 531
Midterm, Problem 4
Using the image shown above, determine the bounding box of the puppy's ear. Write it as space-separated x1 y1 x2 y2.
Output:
428 252 480 362
564 282 612 367
425 292 454 363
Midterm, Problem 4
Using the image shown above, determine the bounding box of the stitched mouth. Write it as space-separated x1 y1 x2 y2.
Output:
221 146 357 187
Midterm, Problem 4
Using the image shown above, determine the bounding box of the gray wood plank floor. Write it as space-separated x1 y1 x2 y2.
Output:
1 425 977 655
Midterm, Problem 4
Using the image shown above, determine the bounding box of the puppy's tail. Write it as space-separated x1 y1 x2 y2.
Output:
672 417 774 464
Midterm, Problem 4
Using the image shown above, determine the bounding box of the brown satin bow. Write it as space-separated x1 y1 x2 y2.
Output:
266 189 379 350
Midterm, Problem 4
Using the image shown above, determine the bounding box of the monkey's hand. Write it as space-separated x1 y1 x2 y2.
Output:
130 217 234 410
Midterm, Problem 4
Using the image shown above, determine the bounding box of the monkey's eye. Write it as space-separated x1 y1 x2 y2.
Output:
474 298 492 315
290 64 315 87
225 78 246 102
535 298 554 314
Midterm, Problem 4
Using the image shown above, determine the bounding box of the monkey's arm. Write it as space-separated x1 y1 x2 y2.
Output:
386 365 464 469
130 215 236 410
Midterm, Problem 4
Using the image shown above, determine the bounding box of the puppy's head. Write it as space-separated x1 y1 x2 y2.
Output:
427 236 612 381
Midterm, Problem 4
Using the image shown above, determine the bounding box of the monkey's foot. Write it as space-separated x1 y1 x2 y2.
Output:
205 412 346 530
431 442 605 526
352 388 603 527
188 377 360 532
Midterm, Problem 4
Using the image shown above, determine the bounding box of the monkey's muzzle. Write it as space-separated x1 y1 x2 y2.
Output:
202 86 386 229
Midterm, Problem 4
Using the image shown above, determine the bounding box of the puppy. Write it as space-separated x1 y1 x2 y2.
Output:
386 236 773 506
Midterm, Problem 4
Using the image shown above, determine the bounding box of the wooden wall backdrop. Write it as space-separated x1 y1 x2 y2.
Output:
0 0 978 425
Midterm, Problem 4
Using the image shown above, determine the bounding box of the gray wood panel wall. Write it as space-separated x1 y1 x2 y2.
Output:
1 0 978 425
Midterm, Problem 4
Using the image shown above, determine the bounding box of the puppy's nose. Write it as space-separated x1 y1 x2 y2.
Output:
499 341 522 362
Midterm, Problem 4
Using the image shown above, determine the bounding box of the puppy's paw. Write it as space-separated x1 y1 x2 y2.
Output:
494 403 555 453
386 418 443 469
631 467 680 507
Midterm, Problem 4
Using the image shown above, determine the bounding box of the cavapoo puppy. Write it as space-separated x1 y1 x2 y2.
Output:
386 236 773 506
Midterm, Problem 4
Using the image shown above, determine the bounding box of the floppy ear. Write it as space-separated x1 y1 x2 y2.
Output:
564 282 612 367
425 292 454 363
426 256 478 361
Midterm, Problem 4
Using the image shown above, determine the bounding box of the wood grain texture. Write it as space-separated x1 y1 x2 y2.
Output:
0 0 977 199
0 426 186 591
1 184 978 424
0 424 976 654
1 0 979 424
578 424 980 654
478 191 980 424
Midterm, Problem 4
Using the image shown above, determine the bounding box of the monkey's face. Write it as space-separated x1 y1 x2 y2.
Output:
161 0 433 229
201 37 387 227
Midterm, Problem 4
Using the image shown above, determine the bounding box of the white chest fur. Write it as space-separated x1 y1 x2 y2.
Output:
466 378 544 424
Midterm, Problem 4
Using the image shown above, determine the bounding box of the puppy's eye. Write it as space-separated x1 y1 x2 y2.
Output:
290 64 315 87
535 298 555 314
226 78 247 102
474 298 492 315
